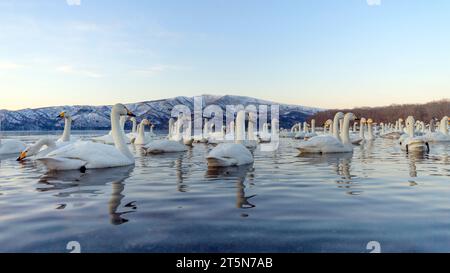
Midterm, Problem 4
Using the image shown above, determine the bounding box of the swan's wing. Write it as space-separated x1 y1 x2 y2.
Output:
298 135 342 153
41 141 132 170
207 143 253 166
144 140 187 153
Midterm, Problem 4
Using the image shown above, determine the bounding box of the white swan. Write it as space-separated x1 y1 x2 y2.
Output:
366 118 375 140
304 119 318 139
297 112 356 154
37 104 136 171
92 115 131 145
143 118 188 154
126 117 138 143
425 116 450 142
349 118 365 144
207 110 254 167
259 123 271 143
134 119 152 145
399 116 429 153
56 112 74 143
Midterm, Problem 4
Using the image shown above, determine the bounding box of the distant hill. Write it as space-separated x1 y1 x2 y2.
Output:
0 95 322 131
309 99 450 126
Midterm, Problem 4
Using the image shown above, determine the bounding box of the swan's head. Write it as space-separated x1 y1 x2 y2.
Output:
360 117 367 124
334 112 345 120
141 119 151 126
130 117 137 122
345 112 357 121
57 111 71 119
113 103 136 117
17 150 28 161
367 118 373 124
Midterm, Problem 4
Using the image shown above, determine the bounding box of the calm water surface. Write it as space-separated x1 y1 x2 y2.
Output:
1 131 450 253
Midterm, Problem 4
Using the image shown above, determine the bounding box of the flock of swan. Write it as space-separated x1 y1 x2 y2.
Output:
1 103 449 173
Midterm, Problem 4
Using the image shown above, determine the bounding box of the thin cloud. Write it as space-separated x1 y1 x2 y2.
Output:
66 0 81 6
131 65 190 76
57 65 103 78
367 0 381 6
0 61 26 70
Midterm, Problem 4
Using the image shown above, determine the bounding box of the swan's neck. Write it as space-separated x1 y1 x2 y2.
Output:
138 122 146 139
132 119 137 133
32 138 57 155
61 117 72 142
368 123 373 138
332 116 340 140
407 119 415 137
111 111 133 159
311 120 315 133
235 112 245 144
248 120 255 141
440 117 448 135
359 121 365 138
341 116 351 145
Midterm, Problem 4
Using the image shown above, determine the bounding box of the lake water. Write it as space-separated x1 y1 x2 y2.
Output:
1 131 450 253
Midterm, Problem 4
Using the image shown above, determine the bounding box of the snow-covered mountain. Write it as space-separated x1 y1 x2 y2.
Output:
0 95 322 131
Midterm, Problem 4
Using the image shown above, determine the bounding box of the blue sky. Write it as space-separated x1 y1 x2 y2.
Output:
1 0 449 110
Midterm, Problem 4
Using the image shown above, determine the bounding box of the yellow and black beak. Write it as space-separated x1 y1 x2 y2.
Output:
17 151 27 161
126 108 136 117
57 112 65 119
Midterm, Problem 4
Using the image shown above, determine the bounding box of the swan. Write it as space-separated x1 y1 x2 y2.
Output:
399 116 429 153
244 112 258 150
259 123 271 143
424 116 450 142
92 115 131 145
17 112 75 160
297 112 356 154
126 117 138 143
304 119 318 139
56 112 74 143
143 118 188 154
294 122 308 139
348 118 364 145
134 119 152 145
206 110 254 167
37 104 136 171
366 118 375 140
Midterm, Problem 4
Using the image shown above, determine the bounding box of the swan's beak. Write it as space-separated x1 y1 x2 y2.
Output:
17 151 27 161
126 108 136 117
57 112 65 119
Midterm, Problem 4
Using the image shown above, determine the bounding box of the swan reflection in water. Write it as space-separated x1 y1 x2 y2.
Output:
298 152 360 195
206 164 256 212
37 165 136 225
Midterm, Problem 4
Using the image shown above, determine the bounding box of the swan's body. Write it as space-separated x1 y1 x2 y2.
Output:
425 116 450 142
143 118 188 154
144 139 187 154
37 104 136 171
297 112 355 154
399 116 429 153
207 110 254 167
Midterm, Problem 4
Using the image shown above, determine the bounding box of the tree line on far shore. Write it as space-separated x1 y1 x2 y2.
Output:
308 99 450 126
